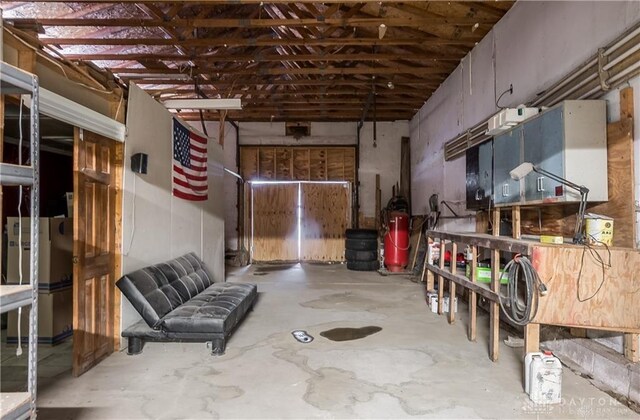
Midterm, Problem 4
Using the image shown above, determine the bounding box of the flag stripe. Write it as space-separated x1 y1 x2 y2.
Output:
173 189 208 201
174 177 208 192
190 154 207 163
174 171 207 187
191 144 207 154
173 165 207 182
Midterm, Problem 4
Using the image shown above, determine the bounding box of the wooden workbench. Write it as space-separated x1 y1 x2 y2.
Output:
422 230 640 362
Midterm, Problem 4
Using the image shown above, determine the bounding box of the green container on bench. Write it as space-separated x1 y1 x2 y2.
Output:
465 263 508 284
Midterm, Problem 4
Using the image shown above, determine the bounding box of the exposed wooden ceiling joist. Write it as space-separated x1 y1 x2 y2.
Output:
7 17 501 28
2 1 514 122
40 37 478 47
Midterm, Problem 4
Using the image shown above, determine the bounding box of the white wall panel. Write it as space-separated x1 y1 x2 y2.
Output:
410 1 640 217
121 84 225 334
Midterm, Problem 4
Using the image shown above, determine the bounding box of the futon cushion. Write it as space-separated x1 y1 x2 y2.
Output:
117 253 216 328
161 282 257 333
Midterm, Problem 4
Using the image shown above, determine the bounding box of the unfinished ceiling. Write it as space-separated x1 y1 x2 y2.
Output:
1 1 514 122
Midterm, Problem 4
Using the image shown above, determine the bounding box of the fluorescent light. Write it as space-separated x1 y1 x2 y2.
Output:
163 98 242 110
36 88 126 142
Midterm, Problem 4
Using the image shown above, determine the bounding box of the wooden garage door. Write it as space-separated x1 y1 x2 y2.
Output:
251 183 298 262
300 183 350 262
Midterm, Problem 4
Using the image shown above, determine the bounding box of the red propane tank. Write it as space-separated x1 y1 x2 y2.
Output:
384 211 410 272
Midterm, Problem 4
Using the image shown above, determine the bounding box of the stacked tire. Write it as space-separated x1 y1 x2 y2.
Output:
345 229 379 271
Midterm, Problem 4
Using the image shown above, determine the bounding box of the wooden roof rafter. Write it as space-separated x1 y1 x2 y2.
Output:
2 0 513 122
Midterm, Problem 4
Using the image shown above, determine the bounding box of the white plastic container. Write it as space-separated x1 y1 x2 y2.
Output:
524 351 562 404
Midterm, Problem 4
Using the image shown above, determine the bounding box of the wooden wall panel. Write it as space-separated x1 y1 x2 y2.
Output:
343 147 356 183
275 147 293 180
240 147 258 180
327 148 345 180
300 183 350 262
258 147 275 180
251 183 299 262
293 149 310 180
309 148 327 180
531 245 640 332
241 146 355 183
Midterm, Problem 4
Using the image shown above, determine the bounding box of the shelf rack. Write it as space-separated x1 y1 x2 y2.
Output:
1 61 40 420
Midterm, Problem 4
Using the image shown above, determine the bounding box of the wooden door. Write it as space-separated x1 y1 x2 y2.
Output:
72 128 123 376
251 183 298 262
300 183 350 262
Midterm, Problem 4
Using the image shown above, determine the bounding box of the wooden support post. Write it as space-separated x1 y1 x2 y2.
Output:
476 210 489 234
410 228 422 271
624 333 639 363
448 242 457 324
468 245 477 341
512 205 521 239
569 328 588 338
620 86 639 362
489 208 501 361
423 235 435 290
437 241 445 315
375 174 381 230
0 96 3 278
524 323 540 355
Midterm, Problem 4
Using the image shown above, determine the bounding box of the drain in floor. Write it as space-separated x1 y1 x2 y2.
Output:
320 326 382 342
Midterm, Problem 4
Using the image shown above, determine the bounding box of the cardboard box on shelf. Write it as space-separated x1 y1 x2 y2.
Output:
6 287 73 346
426 291 458 314
6 217 73 291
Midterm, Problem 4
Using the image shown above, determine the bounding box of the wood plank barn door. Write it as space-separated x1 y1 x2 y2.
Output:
72 128 123 376
251 183 299 262
300 183 351 262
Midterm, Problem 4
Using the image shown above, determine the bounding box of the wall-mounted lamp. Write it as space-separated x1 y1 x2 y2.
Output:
510 162 589 244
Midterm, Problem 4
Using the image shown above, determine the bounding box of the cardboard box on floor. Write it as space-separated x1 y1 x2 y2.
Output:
6 217 73 291
6 288 73 346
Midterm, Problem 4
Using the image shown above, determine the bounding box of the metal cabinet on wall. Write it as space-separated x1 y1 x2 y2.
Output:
493 126 522 205
523 106 565 202
466 140 493 210
492 100 607 207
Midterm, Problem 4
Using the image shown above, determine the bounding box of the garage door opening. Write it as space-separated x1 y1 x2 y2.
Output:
249 181 351 263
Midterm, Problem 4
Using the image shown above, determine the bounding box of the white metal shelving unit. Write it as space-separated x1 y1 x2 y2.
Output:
0 61 40 420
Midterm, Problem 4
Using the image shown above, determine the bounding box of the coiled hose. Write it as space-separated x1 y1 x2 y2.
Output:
498 254 548 326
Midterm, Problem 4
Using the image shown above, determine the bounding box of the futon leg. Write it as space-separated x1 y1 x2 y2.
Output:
127 337 145 355
210 338 226 356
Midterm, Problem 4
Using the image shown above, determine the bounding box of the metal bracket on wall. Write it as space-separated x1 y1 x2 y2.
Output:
598 48 611 91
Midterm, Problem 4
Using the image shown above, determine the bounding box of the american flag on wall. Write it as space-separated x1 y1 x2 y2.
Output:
172 118 208 201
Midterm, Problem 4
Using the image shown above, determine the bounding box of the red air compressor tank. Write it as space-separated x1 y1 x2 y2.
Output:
384 212 410 272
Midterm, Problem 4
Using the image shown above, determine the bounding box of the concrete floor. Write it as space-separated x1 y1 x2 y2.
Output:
2 263 637 419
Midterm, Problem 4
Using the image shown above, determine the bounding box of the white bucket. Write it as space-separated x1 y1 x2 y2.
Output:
584 213 614 246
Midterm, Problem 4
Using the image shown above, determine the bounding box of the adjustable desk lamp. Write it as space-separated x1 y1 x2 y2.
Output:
510 162 589 244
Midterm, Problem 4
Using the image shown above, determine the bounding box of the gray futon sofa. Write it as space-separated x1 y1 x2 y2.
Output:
116 252 257 355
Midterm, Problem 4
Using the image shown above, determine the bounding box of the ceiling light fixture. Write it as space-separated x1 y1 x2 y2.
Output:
378 23 387 40
163 98 242 110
